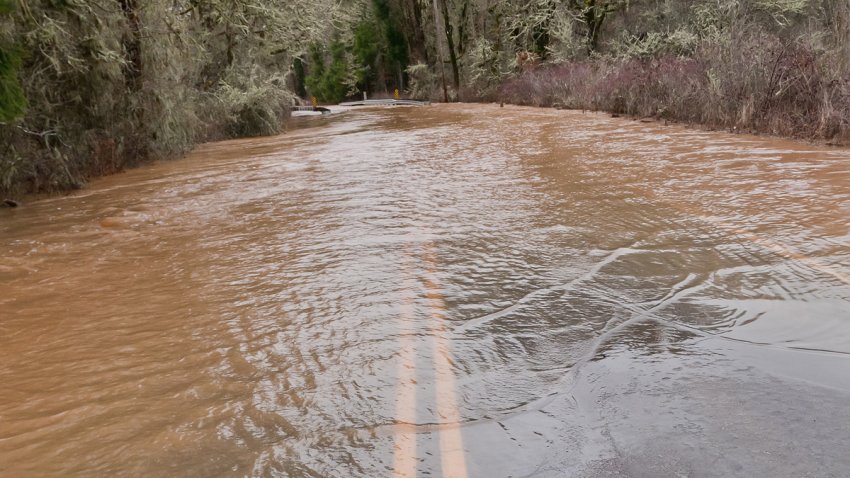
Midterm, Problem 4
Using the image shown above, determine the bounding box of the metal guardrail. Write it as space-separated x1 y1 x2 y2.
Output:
292 106 331 112
292 99 430 115
338 99 431 107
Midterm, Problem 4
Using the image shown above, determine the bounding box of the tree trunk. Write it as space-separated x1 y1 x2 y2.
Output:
458 0 469 56
226 24 235 66
117 0 142 90
431 0 449 102
439 0 461 94
583 1 607 53
407 0 429 63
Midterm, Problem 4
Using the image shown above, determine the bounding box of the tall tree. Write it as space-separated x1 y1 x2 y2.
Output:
431 0 450 101
439 0 461 92
572 0 628 52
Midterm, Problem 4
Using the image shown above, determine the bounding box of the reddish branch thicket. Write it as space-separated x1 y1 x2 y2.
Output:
497 43 850 143
490 2 850 143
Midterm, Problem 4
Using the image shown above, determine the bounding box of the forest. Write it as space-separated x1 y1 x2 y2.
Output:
1 0 849 195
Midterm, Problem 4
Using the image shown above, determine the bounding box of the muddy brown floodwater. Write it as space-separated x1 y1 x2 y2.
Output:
2 104 850 477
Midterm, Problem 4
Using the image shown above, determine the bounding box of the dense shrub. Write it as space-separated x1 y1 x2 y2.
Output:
0 0 338 196
405 63 436 100
496 8 850 144
217 71 294 137
306 41 353 104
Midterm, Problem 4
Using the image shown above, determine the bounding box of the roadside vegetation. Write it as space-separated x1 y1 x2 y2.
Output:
2 0 848 196
0 0 347 195
495 1 850 142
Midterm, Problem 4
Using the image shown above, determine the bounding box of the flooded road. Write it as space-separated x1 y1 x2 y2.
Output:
2 104 849 477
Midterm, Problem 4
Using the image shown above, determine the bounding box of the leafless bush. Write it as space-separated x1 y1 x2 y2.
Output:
497 29 850 143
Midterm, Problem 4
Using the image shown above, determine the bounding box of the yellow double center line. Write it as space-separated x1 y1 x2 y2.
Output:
393 286 419 477
390 186 848 478
393 244 468 478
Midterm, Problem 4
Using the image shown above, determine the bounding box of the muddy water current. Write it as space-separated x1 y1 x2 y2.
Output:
2 104 849 477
